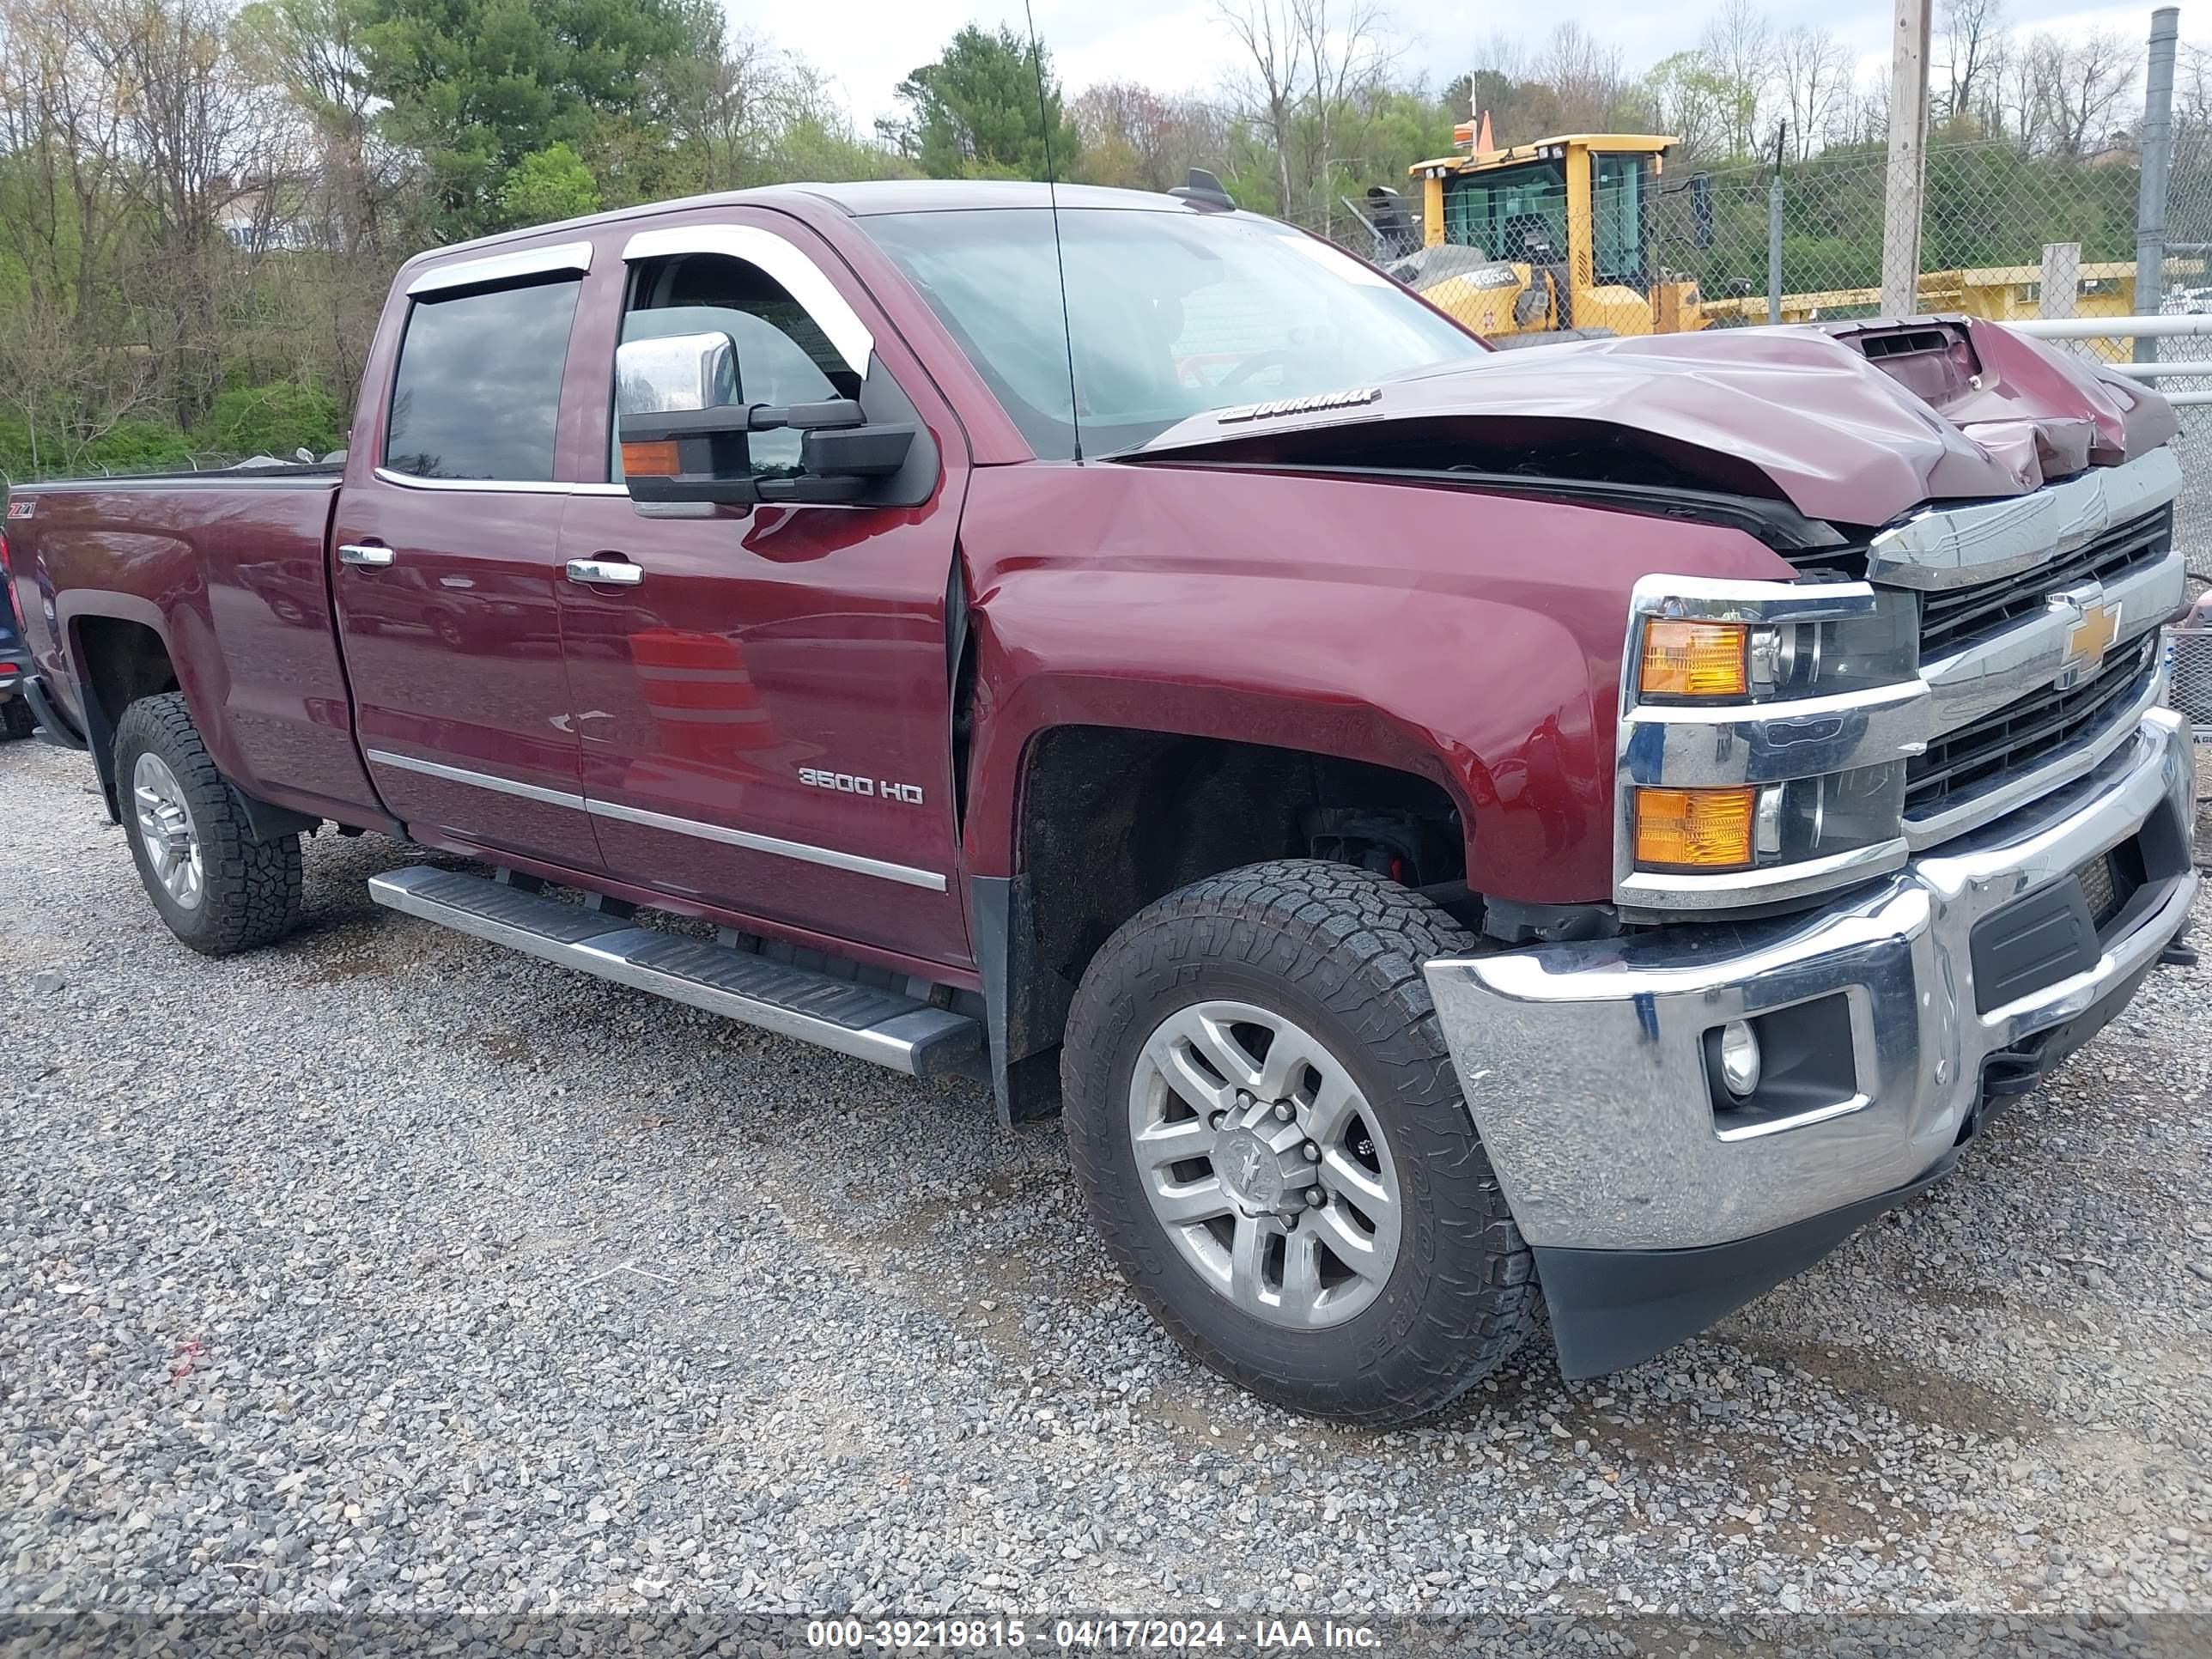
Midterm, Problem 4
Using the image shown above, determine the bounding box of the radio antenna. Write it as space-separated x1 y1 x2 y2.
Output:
1023 0 1083 462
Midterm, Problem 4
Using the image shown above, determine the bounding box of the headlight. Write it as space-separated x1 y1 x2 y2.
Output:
1633 785 1755 869
1627 764 1908 873
1618 576 1927 913
1639 622 1749 697
1634 604 1916 703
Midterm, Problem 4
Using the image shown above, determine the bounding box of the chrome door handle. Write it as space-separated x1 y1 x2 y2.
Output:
566 558 642 586
338 544 394 568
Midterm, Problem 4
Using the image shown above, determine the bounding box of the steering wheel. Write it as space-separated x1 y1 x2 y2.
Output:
1217 349 1301 389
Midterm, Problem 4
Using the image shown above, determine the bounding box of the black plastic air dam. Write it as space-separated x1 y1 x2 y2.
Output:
1534 1157 1958 1379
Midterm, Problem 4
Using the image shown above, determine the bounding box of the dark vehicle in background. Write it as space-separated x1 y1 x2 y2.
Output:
2 516 35 739
3 181 2197 1423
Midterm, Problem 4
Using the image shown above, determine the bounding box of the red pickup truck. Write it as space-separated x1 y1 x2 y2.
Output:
5 180 2196 1423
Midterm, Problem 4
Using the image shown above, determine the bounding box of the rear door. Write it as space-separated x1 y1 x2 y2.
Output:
553 210 974 969
331 245 603 868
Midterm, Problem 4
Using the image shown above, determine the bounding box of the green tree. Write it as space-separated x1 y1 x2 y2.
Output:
357 0 703 240
884 25 1080 181
195 382 345 458
500 142 603 227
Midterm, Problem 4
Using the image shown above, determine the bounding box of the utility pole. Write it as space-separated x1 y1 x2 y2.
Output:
1767 125 1786 326
2135 7 2179 362
1880 0 1931 317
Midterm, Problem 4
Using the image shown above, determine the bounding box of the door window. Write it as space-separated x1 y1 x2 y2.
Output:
616 254 861 481
385 277 582 482
1593 154 1650 287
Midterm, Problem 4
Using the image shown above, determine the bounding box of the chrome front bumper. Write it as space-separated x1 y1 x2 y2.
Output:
1425 709 2197 1255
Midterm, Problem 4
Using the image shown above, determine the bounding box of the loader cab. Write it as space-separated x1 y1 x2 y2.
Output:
1439 156 1566 266
1410 134 1693 339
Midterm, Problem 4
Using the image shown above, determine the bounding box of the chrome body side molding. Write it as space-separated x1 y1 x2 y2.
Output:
360 749 947 891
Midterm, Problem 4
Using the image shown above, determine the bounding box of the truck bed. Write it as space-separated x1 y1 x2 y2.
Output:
6 471 383 826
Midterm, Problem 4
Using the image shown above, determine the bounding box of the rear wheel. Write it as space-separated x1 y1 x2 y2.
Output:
1062 859 1540 1424
1 698 33 740
113 692 302 956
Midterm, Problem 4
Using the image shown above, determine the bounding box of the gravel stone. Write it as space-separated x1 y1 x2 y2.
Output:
3 737 2212 1620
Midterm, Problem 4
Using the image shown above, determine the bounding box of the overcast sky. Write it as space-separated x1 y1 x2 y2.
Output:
736 0 2202 136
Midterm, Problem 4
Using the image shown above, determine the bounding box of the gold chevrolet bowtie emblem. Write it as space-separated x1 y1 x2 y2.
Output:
2063 597 2122 674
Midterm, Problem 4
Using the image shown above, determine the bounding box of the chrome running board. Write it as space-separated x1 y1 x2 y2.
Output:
368 866 979 1079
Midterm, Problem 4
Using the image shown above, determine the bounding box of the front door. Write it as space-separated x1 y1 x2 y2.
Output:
333 253 603 870
556 211 971 969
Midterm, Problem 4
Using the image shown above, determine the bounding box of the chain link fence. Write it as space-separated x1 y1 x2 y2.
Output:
1345 141 2162 332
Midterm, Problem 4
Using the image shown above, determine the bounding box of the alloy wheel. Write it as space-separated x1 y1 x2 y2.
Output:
1126 999 1403 1329
132 750 204 910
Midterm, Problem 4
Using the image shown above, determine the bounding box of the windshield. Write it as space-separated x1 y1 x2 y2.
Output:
863 207 1484 457
1443 161 1568 263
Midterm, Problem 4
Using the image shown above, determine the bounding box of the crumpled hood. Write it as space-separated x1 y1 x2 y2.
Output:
1133 317 2176 530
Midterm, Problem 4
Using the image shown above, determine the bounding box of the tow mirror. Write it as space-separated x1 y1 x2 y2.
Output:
614 331 915 507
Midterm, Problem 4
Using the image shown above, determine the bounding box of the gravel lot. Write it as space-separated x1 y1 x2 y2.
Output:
3 734 2211 1624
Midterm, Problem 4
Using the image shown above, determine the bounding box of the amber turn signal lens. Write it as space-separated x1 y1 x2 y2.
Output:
1635 786 1757 870
1639 621 1748 697
621 439 682 478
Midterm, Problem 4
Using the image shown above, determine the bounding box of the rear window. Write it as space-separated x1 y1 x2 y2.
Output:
385 278 582 482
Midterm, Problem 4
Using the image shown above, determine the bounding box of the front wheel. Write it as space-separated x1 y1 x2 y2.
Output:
1061 860 1540 1424
112 692 303 956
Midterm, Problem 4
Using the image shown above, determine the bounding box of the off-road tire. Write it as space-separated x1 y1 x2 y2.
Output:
1062 859 1541 1424
113 692 303 956
1 697 34 740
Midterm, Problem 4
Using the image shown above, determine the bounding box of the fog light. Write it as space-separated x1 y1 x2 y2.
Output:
1718 1019 1762 1097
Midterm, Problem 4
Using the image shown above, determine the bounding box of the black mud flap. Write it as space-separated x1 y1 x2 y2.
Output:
22 676 87 750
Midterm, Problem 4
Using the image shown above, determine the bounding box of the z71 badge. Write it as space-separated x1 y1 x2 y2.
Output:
5 499 33 519
799 768 925 806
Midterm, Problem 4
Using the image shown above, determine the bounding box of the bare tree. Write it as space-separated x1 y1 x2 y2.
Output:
1217 0 1392 226
1826 77 1888 149
73 0 281 422
1774 26 1850 159
655 22 834 191
1216 0 1307 215
2023 29 2136 156
1698 0 1774 159
1293 0 1395 229
0 0 137 328
1936 0 2006 131
0 288 161 477
1533 22 1626 133
1073 82 1229 192
1640 52 1726 161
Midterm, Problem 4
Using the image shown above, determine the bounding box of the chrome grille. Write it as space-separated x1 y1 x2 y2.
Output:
1905 635 2159 817
1917 504 2172 661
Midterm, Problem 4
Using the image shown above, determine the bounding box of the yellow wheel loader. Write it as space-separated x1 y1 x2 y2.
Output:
1366 134 1710 345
